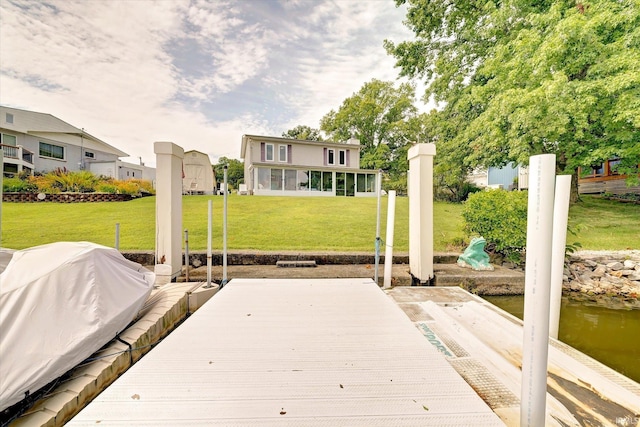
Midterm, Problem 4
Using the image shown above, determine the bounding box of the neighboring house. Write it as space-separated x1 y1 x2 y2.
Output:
577 160 640 195
468 163 525 190
90 159 156 184
182 150 215 194
240 134 379 197
470 160 639 195
1 106 154 181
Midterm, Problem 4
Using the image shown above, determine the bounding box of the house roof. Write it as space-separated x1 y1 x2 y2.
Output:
0 106 128 157
240 134 360 159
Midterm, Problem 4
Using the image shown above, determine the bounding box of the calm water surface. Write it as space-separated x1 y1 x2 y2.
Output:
483 295 640 383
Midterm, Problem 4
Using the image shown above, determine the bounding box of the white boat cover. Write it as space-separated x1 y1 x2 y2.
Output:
0 242 154 411
0 248 14 274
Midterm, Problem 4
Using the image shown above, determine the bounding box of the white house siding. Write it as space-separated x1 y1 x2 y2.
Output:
1 106 130 175
241 134 373 197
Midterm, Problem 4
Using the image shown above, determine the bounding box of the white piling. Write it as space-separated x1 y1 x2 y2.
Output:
184 229 190 283
222 165 228 286
549 175 572 339
154 142 184 279
521 153 556 427
115 223 120 250
407 144 436 283
206 199 213 288
383 190 397 289
374 169 383 285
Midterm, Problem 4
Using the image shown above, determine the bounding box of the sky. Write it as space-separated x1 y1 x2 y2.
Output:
0 0 423 167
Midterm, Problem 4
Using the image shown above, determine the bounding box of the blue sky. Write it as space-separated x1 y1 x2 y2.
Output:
0 0 423 166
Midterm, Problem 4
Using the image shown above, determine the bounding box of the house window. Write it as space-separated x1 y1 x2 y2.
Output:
270 168 282 190
5 113 13 124
310 171 322 191
85 151 95 158
1 134 17 146
257 167 270 189
322 171 333 191
297 170 309 191
39 142 65 160
328 149 335 165
608 159 621 175
265 143 274 161
339 150 346 165
591 163 605 177
285 169 296 190
279 145 287 162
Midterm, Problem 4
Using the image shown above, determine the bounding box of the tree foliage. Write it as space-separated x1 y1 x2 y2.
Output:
386 0 640 194
320 79 422 191
282 125 324 141
213 157 244 190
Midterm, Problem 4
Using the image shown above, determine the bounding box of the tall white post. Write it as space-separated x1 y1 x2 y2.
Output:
549 175 572 339
154 141 184 282
383 190 397 289
408 143 436 283
206 199 213 288
374 169 382 284
521 154 556 427
222 165 228 286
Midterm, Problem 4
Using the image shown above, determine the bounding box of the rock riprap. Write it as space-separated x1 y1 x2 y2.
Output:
564 251 640 300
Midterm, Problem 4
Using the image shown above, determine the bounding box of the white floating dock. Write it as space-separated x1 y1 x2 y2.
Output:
68 278 503 426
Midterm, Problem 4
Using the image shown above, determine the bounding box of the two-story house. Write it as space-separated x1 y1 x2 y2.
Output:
240 134 379 197
1 106 129 177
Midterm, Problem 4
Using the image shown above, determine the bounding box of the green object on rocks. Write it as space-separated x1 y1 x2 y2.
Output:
457 237 494 271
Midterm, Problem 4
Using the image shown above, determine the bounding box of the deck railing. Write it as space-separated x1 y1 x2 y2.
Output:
1 144 35 165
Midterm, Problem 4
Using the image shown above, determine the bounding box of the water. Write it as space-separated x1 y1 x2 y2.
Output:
483 295 640 383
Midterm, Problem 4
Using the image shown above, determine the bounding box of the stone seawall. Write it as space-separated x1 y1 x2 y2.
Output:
564 251 640 301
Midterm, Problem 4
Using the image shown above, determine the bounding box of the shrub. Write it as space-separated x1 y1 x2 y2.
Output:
96 183 118 194
462 189 528 263
435 179 482 203
2 177 37 193
29 170 99 193
127 179 155 194
113 180 142 195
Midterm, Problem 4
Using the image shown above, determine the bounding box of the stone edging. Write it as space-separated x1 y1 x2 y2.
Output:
2 192 134 202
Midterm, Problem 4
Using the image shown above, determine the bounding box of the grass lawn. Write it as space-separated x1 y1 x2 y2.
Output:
1 194 636 252
568 196 640 251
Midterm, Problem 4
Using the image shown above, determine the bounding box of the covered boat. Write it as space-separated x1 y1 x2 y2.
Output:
0 242 154 411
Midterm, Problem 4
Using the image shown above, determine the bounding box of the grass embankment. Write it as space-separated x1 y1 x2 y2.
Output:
1 195 637 251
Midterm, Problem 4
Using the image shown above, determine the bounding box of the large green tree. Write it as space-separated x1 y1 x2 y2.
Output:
320 79 419 191
386 0 640 198
213 157 244 190
282 125 324 141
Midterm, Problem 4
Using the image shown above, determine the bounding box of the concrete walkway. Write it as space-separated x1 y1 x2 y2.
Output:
182 261 525 293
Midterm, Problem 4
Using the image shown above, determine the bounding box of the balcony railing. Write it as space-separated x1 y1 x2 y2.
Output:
1 144 35 165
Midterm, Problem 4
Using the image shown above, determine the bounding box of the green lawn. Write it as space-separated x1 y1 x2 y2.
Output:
1 195 636 252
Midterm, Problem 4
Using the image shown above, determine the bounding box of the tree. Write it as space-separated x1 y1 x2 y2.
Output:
282 125 324 141
320 79 419 190
386 0 640 200
213 157 244 190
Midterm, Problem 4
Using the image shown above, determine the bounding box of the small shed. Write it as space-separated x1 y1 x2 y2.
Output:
183 150 216 194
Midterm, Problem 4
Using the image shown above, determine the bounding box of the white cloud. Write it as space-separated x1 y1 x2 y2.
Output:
0 0 422 166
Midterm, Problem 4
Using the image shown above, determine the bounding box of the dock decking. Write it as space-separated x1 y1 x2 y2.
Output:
68 278 503 426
